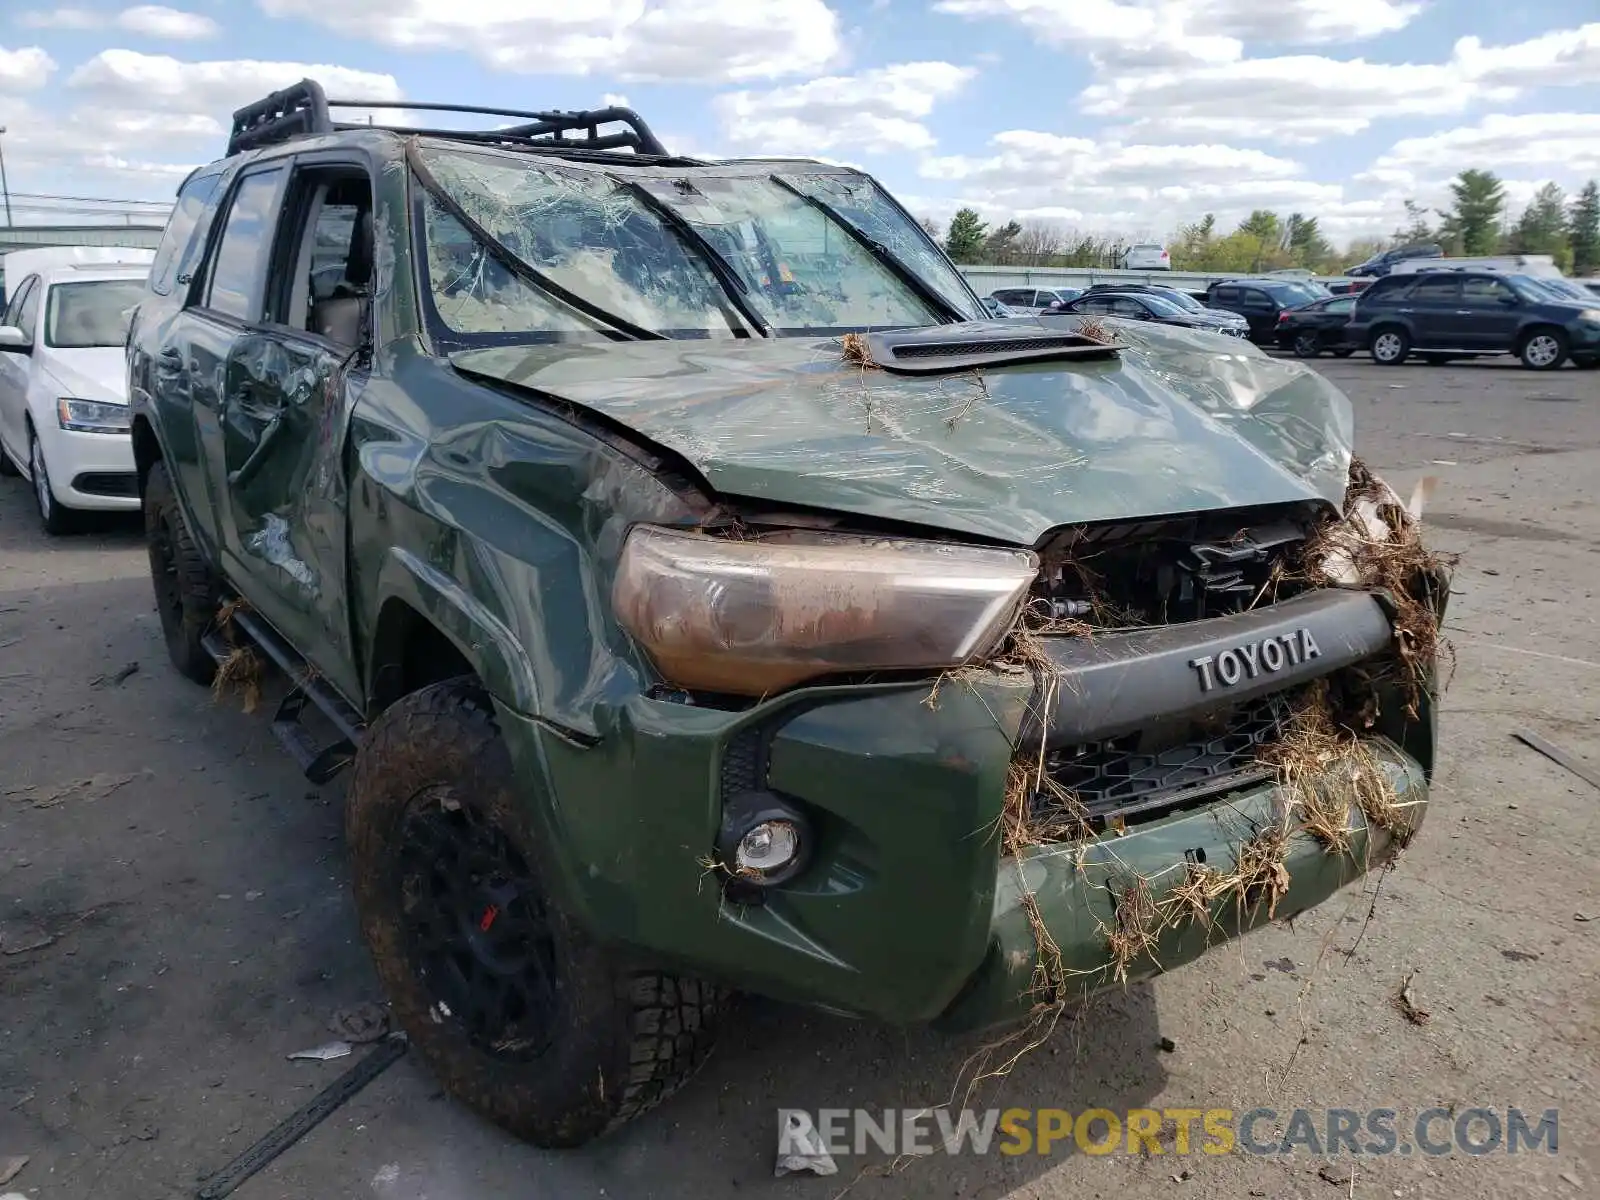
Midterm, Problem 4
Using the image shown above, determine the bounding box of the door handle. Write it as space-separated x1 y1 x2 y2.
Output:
1455 310 1472 315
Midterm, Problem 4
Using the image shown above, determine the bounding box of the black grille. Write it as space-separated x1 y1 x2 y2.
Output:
893 336 1101 358
1032 692 1294 830
71 472 138 498
1034 508 1316 625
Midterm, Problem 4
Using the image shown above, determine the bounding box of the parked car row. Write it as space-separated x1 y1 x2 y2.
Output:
1278 269 1600 370
985 264 1600 371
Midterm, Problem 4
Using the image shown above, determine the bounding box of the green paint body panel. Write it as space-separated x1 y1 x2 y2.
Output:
936 741 1429 1033
451 324 1355 544
125 126 1439 1036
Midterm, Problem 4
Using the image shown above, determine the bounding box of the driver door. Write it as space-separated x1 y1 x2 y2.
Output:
212 159 376 702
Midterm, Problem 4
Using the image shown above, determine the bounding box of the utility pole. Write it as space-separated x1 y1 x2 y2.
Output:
0 127 12 226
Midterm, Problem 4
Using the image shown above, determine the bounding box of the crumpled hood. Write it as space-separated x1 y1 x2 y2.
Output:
450 320 1353 545
41 347 128 405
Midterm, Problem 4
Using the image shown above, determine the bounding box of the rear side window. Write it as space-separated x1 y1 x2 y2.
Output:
1409 275 1460 303
150 172 224 297
1362 279 1411 305
1212 286 1241 304
204 168 285 320
1461 276 1517 305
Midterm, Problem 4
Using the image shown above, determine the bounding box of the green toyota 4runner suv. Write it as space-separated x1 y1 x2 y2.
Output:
128 81 1444 1148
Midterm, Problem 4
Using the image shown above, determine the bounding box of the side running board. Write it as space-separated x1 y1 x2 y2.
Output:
202 607 366 783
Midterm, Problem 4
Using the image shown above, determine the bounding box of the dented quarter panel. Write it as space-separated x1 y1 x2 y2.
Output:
344 349 705 735
450 318 1354 545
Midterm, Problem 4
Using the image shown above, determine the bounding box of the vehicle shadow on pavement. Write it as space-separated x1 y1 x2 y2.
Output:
0 569 1170 1200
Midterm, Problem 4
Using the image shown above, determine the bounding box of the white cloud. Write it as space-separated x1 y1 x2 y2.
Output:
1078 22 1600 143
601 93 631 109
715 62 975 154
1082 55 1471 143
917 129 1342 233
932 0 1421 70
67 49 404 117
1452 23 1600 89
119 6 222 39
256 0 843 83
1361 113 1600 190
1194 0 1420 43
0 45 57 91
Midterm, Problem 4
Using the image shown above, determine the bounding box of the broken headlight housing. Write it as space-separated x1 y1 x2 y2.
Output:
613 526 1038 696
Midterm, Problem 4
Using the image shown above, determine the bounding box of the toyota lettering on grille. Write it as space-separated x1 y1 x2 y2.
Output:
1189 629 1322 692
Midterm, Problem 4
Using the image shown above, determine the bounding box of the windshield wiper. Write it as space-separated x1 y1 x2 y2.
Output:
614 179 773 338
406 142 664 341
767 175 970 325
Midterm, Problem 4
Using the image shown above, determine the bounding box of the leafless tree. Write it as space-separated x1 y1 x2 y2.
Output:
1015 220 1065 265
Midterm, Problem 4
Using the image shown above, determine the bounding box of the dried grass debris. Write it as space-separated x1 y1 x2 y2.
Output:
212 646 262 714
1394 970 1430 1025
1263 687 1415 850
1300 457 1458 714
1074 317 1117 345
1107 875 1162 984
840 331 877 369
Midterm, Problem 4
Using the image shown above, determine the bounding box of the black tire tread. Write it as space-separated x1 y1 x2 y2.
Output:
347 677 726 1148
143 460 218 685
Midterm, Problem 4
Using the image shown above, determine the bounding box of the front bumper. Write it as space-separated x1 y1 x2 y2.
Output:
36 421 137 511
936 742 1426 1032
497 588 1438 1031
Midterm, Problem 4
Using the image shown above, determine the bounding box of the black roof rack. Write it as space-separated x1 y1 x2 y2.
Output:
227 78 669 159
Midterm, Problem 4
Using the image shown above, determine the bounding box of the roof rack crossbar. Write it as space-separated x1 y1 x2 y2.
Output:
226 80 668 157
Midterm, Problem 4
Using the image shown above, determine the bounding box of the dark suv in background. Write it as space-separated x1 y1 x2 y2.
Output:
1346 243 1443 278
1205 278 1326 342
1346 270 1600 370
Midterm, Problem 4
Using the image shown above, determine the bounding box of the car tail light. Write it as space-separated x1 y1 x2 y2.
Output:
1277 312 1290 322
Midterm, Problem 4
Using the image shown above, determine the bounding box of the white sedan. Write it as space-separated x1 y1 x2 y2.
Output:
0 249 153 534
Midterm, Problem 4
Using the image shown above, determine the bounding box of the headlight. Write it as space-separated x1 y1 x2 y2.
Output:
57 398 131 434
612 526 1038 695
1579 309 1600 324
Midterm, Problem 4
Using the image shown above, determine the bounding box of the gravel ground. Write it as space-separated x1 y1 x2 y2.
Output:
1 356 1596 1200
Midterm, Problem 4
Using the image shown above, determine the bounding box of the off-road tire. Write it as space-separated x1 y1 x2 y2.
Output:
1518 327 1568 371
1369 326 1410 366
346 677 727 1148
143 460 218 685
0 442 18 477
28 425 77 536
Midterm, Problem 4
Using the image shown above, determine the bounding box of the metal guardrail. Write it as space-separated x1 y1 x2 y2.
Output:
957 265 1355 292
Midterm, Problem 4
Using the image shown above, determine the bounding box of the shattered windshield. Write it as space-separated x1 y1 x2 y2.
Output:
415 145 974 344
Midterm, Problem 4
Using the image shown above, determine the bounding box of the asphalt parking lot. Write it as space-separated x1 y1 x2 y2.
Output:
1 356 1597 1200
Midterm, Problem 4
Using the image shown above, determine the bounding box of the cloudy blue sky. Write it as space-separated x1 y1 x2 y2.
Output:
1 1 1597 245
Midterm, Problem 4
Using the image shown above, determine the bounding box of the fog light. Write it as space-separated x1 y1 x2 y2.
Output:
717 791 812 889
736 820 800 876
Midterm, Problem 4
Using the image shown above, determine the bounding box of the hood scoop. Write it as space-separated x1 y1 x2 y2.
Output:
864 322 1119 375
